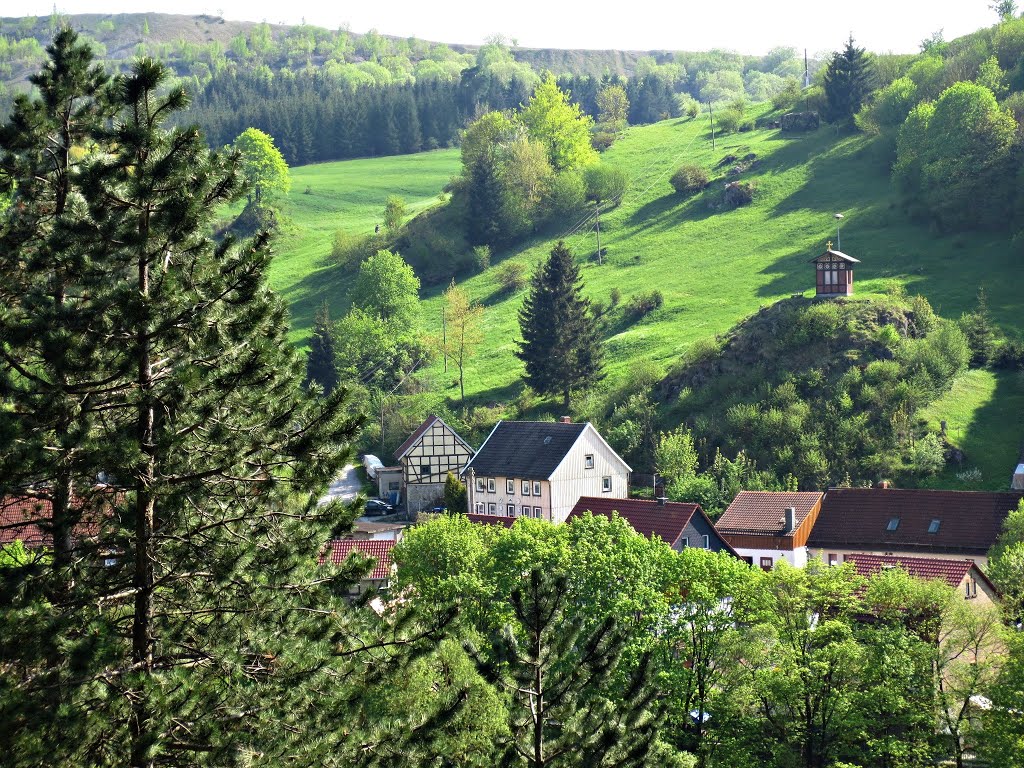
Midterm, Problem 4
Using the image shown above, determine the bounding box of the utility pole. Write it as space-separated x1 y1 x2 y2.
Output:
441 307 447 373
708 101 716 150
594 203 602 265
834 212 844 250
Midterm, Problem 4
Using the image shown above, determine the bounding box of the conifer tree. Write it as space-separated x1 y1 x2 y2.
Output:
823 36 875 126
516 241 604 408
1 40 369 766
306 301 341 393
466 568 661 768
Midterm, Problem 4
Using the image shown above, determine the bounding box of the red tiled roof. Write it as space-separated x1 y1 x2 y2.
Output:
322 539 395 580
716 491 824 535
567 496 699 546
0 495 104 548
808 488 1024 556
393 415 440 461
845 553 989 591
466 513 517 528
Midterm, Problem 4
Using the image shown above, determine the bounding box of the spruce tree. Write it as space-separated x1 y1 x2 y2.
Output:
306 301 341 393
466 569 661 768
516 241 604 408
823 35 875 126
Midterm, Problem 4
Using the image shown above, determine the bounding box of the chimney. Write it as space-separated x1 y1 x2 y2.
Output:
657 496 668 507
877 480 891 489
559 416 572 424
784 506 796 532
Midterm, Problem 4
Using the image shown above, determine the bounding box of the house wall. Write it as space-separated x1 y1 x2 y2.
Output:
807 546 991 571
728 544 808 569
677 515 732 554
548 427 629 524
468 475 550 519
400 420 474 514
377 468 402 500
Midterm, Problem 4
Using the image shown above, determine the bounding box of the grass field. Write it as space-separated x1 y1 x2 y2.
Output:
265 112 1024 488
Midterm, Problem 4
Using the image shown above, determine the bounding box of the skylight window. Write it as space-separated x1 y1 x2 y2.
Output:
886 517 900 532
928 519 941 534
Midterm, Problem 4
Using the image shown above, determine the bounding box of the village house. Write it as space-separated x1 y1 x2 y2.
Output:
321 538 396 597
806 487 1024 569
393 415 475 515
844 553 999 608
567 496 738 555
462 419 630 524
714 490 825 569
345 520 406 542
812 244 859 297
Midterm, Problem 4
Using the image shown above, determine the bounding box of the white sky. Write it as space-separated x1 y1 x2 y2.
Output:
17 0 997 55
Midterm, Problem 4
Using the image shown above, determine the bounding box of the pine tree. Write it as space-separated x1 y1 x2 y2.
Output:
306 301 340 393
516 241 604 408
823 35 875 126
466 568 661 768
1 42 367 765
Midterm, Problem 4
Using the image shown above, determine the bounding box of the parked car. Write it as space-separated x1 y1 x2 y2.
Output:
363 498 396 516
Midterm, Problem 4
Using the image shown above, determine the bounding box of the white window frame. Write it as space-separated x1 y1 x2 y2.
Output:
534 506 543 519
533 481 542 496
475 478 485 493
507 478 515 494
602 476 612 492
584 454 595 469
760 557 773 571
522 481 531 496
487 478 496 493
703 535 710 549
506 504 516 516
487 502 497 515
680 537 688 548
475 502 484 514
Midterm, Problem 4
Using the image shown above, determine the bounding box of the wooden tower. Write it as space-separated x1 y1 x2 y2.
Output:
811 242 859 297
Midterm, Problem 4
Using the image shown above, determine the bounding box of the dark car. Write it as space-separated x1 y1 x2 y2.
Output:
363 499 396 516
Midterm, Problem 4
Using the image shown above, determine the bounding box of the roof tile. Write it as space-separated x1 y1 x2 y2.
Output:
716 491 823 535
845 553 977 589
321 539 395 580
464 421 588 479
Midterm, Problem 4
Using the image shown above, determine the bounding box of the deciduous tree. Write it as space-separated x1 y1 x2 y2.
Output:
231 125 291 205
441 279 484 403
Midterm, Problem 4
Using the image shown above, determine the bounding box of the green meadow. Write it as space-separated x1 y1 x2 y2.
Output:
266 112 1024 489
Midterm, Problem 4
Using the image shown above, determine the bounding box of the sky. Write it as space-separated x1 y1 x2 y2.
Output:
17 0 999 55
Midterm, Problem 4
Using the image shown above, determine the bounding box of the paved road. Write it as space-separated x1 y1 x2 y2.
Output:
320 464 362 505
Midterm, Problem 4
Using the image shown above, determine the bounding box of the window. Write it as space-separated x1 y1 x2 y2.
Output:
886 517 900 531
522 481 531 496
487 502 497 515
584 454 595 469
703 535 710 549
534 506 543 519
487 478 496 493
602 476 612 492
507 478 515 494
103 557 118 568
965 579 978 599
533 481 542 496
475 502 484 514
388 481 400 491
506 504 516 516
828 554 838 566
420 463 431 478
760 557 773 571
928 519 941 534
680 537 688 548
475 478 485 493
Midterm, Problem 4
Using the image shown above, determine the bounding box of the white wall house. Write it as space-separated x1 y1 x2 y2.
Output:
463 419 630 524
393 415 475 514
714 491 825 570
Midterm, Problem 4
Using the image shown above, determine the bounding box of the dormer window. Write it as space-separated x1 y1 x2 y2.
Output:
585 454 595 469
886 517 900 531
928 519 941 534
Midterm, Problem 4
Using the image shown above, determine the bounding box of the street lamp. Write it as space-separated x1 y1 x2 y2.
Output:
834 213 844 251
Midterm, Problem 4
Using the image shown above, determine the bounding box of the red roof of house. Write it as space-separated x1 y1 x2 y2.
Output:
465 513 517 528
567 496 699 546
808 488 1024 556
716 491 824 535
845 553 994 591
0 495 104 548
321 539 395 580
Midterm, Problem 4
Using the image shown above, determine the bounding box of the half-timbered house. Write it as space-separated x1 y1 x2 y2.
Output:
393 415 475 514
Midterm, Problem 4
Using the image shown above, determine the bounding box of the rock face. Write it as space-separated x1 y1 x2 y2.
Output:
781 111 820 132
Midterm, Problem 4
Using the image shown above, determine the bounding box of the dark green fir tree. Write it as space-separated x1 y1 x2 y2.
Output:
306 301 341 394
516 241 604 408
822 35 875 126
466 569 661 768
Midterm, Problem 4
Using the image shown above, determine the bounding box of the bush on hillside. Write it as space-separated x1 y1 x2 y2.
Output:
473 245 491 272
670 164 710 196
781 111 820 132
624 290 664 320
495 261 527 293
331 228 371 267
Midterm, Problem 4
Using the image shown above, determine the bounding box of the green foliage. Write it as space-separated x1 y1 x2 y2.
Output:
624 290 664 320
443 471 467 513
655 426 699 486
977 55 1009 98
306 302 340 394
516 241 604 408
231 126 291 204
958 287 1000 366
519 73 598 172
495 260 527 292
472 244 491 271
351 249 422 328
987 499 1024 621
584 162 628 207
669 164 710 196
383 194 407 234
823 36 875 126
722 181 755 207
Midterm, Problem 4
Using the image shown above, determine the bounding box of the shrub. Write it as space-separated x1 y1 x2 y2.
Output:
472 244 491 272
738 117 755 132
495 260 527 292
723 181 755 208
624 290 664 320
994 338 1024 369
716 108 743 133
609 287 621 307
591 130 617 151
670 164 710 196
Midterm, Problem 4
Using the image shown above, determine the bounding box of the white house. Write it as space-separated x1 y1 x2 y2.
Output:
462 418 630 524
714 490 825 569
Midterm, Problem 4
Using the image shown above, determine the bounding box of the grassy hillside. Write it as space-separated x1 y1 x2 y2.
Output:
266 112 1024 488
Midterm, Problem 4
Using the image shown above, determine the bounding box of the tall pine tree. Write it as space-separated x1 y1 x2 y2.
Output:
516 241 604 408
306 301 341 394
822 35 875 126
